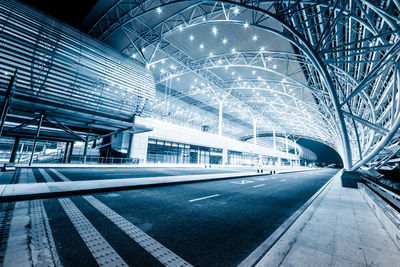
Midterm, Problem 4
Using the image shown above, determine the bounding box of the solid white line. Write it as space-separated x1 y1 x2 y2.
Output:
280 179 287 182
189 194 220 202
253 184 265 188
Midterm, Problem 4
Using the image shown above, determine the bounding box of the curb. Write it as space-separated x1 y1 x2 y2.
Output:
0 172 269 202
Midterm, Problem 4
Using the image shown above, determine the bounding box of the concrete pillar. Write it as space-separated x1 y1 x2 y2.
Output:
127 133 135 159
218 101 223 136
222 148 228 165
273 129 276 151
9 137 20 163
285 136 289 154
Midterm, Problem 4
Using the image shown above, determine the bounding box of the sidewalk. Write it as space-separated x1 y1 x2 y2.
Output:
0 171 267 201
254 171 400 266
0 167 317 201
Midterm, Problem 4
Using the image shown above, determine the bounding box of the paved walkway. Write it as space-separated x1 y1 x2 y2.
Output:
0 171 267 201
256 171 400 266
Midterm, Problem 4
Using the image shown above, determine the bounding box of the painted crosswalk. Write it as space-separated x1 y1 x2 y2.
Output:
38 169 55 183
83 195 192 267
58 198 127 267
49 169 71 182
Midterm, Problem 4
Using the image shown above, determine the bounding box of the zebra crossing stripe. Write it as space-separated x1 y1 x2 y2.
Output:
83 195 192 267
49 169 70 182
38 169 55 183
58 198 127 267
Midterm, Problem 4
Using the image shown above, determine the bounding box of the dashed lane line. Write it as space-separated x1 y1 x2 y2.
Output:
83 195 192 267
188 194 220 203
252 184 265 188
280 179 287 182
49 169 71 182
231 180 255 185
58 198 127 267
38 169 55 183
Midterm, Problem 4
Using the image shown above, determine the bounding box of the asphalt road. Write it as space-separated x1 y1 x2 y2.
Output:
38 168 339 266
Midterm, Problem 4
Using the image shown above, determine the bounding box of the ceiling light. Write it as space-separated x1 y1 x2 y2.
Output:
260 46 265 51
156 7 162 14
200 44 204 49
252 35 258 41
209 52 214 57
231 48 236 53
233 7 239 15
244 22 249 29
252 70 256 75
212 26 218 36
178 25 184 32
222 38 227 44
189 34 194 41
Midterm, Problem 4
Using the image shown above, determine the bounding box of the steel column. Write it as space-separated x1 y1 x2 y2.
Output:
68 142 74 163
253 120 257 145
63 142 69 163
9 137 20 163
218 101 223 136
83 138 89 163
0 69 17 136
29 114 44 166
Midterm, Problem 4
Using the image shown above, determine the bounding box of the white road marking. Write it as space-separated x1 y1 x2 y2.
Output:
58 198 127 266
38 169 55 182
252 184 265 188
49 169 71 182
253 178 269 181
231 180 255 185
280 179 287 182
83 195 192 267
189 194 220 202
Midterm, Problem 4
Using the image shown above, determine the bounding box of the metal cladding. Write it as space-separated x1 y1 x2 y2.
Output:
0 0 155 120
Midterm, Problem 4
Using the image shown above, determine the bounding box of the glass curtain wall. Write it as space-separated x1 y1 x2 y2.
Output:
147 139 223 165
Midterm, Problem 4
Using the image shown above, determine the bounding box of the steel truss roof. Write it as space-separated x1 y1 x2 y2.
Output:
85 0 400 170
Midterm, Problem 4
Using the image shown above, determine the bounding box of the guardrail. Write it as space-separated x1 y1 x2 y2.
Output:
358 178 400 250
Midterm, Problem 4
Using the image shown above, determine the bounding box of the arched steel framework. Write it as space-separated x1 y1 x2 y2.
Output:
85 0 400 170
